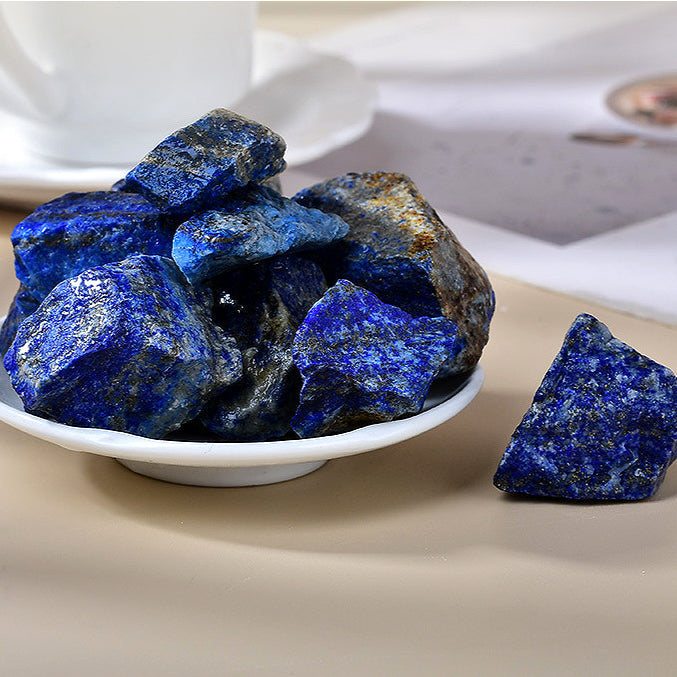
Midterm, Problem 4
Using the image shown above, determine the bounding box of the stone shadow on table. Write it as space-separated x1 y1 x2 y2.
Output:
83 386 677 566
82 388 511 556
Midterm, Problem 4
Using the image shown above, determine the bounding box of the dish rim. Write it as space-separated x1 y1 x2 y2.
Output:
0 365 484 467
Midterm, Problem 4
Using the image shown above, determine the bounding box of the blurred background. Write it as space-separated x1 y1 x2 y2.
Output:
264 1 677 325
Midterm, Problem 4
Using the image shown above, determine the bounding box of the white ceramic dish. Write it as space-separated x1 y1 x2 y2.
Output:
0 30 375 209
0 364 484 486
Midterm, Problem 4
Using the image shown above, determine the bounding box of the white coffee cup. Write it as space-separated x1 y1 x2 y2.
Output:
0 1 256 165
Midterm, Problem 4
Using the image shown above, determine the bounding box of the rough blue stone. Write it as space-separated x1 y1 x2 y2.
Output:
294 172 495 376
200 255 327 441
114 173 282 195
0 285 40 355
124 109 287 216
493 313 677 501
11 191 172 302
4 255 242 439
172 184 349 285
291 279 459 438
110 174 282 193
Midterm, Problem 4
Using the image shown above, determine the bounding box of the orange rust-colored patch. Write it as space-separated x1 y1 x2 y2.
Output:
409 230 438 255
361 172 408 192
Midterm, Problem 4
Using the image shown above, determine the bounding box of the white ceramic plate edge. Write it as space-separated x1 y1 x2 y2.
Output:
0 365 484 467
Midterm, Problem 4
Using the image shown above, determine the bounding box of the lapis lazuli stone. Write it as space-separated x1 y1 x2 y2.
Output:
4 255 242 439
291 279 459 438
0 285 40 355
493 314 677 501
294 172 495 376
200 255 327 441
172 184 348 285
11 191 172 302
114 171 281 196
124 109 287 216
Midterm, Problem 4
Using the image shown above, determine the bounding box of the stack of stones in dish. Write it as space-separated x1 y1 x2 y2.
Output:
1 109 495 441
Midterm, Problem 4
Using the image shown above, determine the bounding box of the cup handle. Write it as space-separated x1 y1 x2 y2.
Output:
0 5 61 120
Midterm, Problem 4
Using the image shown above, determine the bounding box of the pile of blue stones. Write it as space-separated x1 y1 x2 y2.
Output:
1 109 495 442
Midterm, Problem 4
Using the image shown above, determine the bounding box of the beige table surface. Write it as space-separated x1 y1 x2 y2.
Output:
2 201 677 675
3 3 677 676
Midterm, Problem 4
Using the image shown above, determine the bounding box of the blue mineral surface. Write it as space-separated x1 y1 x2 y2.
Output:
291 279 459 438
200 255 327 441
493 313 677 501
4 255 242 439
172 184 348 285
124 109 287 216
293 172 495 376
11 191 172 302
0 285 40 355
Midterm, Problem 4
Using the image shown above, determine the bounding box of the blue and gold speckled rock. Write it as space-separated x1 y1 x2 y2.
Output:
493 313 677 501
172 184 348 285
0 285 40 355
4 255 242 439
124 109 287 216
11 190 172 302
291 279 459 438
200 255 327 441
293 172 495 376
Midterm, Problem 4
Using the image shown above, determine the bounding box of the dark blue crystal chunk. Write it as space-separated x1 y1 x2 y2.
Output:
200 255 327 441
172 184 348 285
11 190 171 302
291 279 459 438
0 285 39 355
493 314 677 501
124 109 287 216
4 255 242 439
294 172 495 376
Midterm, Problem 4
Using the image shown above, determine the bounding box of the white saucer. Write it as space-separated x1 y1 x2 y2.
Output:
0 365 483 486
0 30 375 210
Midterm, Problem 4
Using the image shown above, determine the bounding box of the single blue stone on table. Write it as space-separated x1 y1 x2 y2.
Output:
493 313 677 501
124 109 287 216
293 172 495 376
200 255 327 441
4 255 242 439
291 279 459 438
172 184 348 285
0 285 40 355
11 190 172 302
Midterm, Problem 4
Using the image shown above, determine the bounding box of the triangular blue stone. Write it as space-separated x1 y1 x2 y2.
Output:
494 313 677 500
